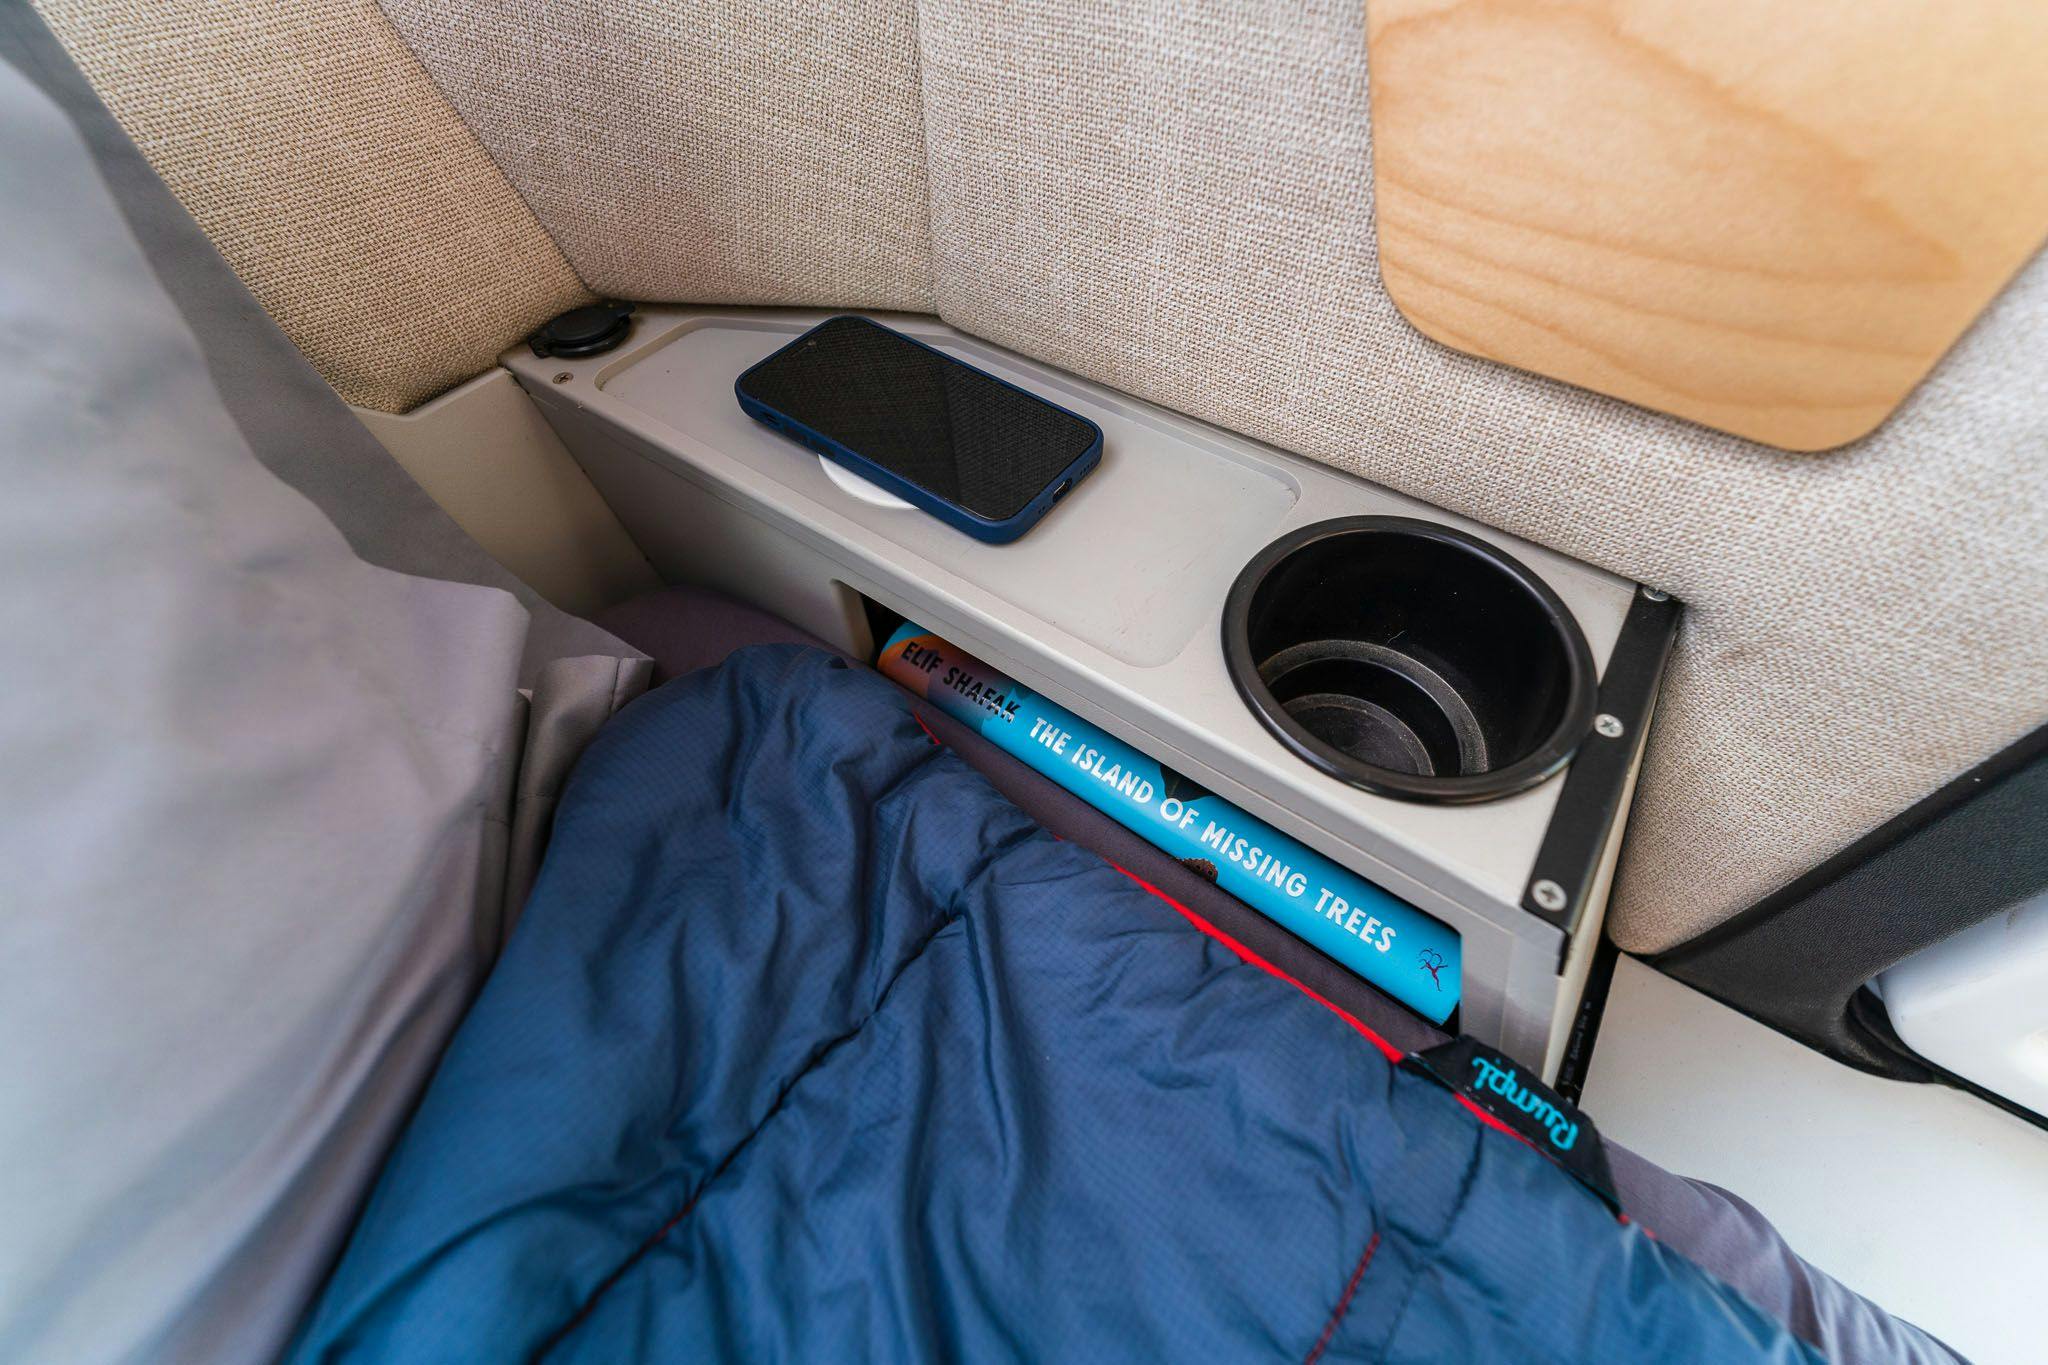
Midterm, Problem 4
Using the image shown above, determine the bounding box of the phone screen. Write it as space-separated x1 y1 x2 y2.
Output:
737 317 1099 522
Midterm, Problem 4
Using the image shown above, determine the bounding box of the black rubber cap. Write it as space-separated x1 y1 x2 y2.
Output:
529 301 635 358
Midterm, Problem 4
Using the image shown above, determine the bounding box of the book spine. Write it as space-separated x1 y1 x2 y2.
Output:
878 623 1460 1024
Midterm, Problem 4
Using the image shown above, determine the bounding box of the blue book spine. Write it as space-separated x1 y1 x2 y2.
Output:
878 623 1461 1024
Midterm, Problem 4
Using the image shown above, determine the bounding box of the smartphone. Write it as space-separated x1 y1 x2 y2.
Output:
734 316 1103 543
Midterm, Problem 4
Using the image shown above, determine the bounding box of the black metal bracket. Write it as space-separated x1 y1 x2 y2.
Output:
1519 588 1682 947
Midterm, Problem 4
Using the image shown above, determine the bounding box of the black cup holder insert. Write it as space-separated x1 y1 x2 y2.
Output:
1223 517 1597 804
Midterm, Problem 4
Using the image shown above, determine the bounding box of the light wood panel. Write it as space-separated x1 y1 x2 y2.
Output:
1365 0 2048 450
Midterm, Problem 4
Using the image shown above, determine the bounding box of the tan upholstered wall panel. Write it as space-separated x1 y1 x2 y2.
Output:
34 0 592 412
376 0 934 312
918 0 2048 950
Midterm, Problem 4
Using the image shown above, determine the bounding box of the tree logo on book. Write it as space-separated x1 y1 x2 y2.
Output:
1418 949 1448 991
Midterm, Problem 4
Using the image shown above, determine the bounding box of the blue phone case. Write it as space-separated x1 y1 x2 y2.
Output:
734 316 1103 544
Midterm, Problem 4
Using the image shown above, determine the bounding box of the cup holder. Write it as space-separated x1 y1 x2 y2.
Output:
1223 517 1597 804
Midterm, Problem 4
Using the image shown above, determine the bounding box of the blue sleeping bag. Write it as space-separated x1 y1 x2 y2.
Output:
293 647 1817 1362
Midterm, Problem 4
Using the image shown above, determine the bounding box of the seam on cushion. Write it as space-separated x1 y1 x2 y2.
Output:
367 0 597 303
903 0 941 309
531 905 970 1359
1305 1231 1381 1365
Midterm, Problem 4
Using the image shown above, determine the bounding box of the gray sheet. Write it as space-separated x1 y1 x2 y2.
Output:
0 11 644 1361
0 4 631 685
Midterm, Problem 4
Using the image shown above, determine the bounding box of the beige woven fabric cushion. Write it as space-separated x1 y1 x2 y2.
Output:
33 0 591 413
917 0 2048 951
376 0 934 311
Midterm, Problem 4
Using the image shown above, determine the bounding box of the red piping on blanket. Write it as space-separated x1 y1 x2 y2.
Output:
1304 1231 1381 1365
1104 863 1623 1201
910 712 1630 1226
1107 864 1406 1065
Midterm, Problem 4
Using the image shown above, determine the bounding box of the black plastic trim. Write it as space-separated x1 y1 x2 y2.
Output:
1552 932 1621 1105
1657 719 2048 969
1652 719 2048 1079
1846 986 2048 1132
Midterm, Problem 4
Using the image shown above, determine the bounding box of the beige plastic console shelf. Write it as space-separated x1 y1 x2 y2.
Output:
507 308 1658 1073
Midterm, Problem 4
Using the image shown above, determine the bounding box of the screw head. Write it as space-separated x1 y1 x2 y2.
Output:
1531 879 1569 912
1594 713 1625 739
552 371 574 384
1642 587 1669 602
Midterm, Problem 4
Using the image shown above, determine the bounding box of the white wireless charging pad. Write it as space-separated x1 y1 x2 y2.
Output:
818 454 915 510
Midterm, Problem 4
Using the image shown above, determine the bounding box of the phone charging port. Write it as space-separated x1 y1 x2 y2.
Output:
1051 479 1074 502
